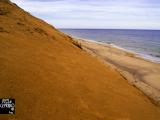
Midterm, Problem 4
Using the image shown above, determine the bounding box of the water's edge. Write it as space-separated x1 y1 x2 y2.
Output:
73 35 160 64
60 29 160 64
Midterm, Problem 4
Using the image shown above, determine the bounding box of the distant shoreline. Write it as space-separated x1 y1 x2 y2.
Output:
60 29 160 64
78 38 160 64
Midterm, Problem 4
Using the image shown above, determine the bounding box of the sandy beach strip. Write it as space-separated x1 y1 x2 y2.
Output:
77 38 160 105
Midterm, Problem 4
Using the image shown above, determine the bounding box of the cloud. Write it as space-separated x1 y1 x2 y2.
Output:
10 0 160 29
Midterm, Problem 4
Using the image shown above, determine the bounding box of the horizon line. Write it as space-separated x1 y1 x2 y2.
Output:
58 28 160 31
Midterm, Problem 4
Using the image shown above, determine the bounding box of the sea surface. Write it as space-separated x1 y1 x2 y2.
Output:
60 29 160 63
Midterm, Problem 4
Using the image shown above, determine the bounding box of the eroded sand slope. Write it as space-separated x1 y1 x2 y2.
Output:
0 1 160 120
78 39 160 105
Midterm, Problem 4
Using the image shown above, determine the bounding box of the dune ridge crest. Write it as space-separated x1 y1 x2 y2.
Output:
0 0 10 3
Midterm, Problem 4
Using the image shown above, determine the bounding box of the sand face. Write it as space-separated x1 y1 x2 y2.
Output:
0 1 160 120
78 39 160 105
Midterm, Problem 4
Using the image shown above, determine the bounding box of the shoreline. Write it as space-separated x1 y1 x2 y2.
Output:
79 38 160 64
61 30 160 64
77 37 160 64
75 38 160 105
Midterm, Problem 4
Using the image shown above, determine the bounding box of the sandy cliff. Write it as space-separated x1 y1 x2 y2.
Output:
0 1 160 120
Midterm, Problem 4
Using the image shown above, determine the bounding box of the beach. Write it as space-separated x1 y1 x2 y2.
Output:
1 1 160 120
78 39 160 105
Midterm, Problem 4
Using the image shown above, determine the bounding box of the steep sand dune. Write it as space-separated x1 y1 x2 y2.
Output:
0 1 160 120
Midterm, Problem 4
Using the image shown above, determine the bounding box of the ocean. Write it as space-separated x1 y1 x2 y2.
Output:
60 29 160 63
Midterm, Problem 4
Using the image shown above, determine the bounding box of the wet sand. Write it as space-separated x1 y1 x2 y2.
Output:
78 39 160 105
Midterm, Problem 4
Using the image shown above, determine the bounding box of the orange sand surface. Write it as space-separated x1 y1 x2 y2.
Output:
0 1 160 120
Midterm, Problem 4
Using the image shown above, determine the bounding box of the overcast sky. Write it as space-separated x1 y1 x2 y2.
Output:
11 0 160 29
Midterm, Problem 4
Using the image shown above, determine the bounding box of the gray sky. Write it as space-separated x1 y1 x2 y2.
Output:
11 0 160 29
